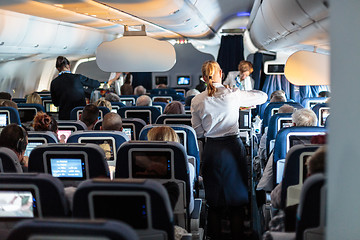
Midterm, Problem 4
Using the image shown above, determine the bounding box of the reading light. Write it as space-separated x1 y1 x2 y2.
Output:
96 25 176 72
284 50 330 86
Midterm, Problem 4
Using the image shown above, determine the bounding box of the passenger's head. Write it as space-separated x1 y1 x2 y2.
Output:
278 104 295 114
306 146 326 176
105 92 121 102
56 56 70 72
26 92 42 104
124 73 132 84
318 91 330 98
147 126 179 142
136 95 152 106
33 112 58 133
134 85 147 95
0 92 12 100
163 101 185 114
101 112 123 131
238 60 253 80
80 104 99 130
0 124 28 160
0 100 18 109
186 89 200 98
95 98 112 111
201 60 222 97
270 95 286 103
292 108 318 126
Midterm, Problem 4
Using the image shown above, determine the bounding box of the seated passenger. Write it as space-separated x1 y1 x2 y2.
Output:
80 104 99 130
258 104 295 160
147 126 195 213
26 92 42 104
163 101 185 114
0 124 28 171
95 98 112 111
270 90 286 102
105 92 121 103
270 94 286 103
120 73 133 95
318 91 330 98
257 108 318 191
185 89 200 106
0 91 12 100
0 99 18 109
136 95 152 106
134 85 147 95
101 112 123 131
32 112 59 140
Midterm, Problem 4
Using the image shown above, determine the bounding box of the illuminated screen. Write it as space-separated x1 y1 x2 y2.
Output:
279 119 293 131
24 141 45 157
126 111 151 124
121 100 134 107
289 135 313 149
132 151 171 179
122 127 133 140
320 108 330 126
19 109 36 123
92 195 148 229
0 190 37 218
177 76 190 85
57 130 72 143
80 138 115 161
45 102 59 113
47 155 86 180
0 113 8 127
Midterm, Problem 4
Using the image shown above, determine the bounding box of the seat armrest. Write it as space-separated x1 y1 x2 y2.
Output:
266 231 296 240
190 198 202 219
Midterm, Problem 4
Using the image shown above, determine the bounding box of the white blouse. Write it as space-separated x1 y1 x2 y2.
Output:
223 71 254 90
191 83 267 138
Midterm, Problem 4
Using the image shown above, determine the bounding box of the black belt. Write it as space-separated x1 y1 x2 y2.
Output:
205 134 240 142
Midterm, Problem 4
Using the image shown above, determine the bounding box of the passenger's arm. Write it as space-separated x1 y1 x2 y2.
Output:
236 90 268 107
79 74 101 89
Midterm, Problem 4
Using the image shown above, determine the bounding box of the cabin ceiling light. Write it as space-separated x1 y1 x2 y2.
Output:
96 25 176 72
284 50 330 86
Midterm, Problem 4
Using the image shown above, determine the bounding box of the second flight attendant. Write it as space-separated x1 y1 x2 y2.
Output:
191 60 267 239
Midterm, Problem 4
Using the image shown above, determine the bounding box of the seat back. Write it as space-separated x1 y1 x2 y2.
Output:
0 147 22 173
279 145 321 208
95 118 147 140
28 143 110 185
70 106 110 121
296 173 325 240
238 109 252 130
17 103 45 123
119 95 138 106
73 179 173 240
266 113 293 156
150 88 177 95
110 101 126 112
301 97 327 109
258 100 270 119
28 131 59 143
115 141 190 229
57 120 88 143
262 102 303 133
0 106 21 126
118 106 161 124
67 130 130 167
312 103 330 127
273 126 327 185
152 102 167 114
155 114 192 126
7 219 139 240
42 97 59 118
139 124 200 178
12 98 26 104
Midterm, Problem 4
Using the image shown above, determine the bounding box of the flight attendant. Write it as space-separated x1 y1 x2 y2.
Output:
51 56 107 120
223 60 255 90
191 60 267 239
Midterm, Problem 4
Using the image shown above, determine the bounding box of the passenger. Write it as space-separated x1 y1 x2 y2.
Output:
105 92 121 103
258 104 296 160
50 56 102 120
257 108 318 191
0 124 28 171
156 83 168 89
0 92 12 100
270 94 286 103
163 101 185 114
134 85 147 95
80 104 99 130
120 73 133 95
95 98 112 111
270 90 286 101
32 112 59 140
185 89 200 106
223 60 254 90
147 126 195 213
318 91 330 98
195 79 207 93
101 112 123 131
191 60 267 239
136 95 152 106
0 99 18 109
26 92 42 105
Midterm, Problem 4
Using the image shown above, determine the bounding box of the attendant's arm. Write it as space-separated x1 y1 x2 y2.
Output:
191 106 205 138
108 72 121 86
50 82 59 106
223 71 234 86
236 90 268 107
79 75 101 89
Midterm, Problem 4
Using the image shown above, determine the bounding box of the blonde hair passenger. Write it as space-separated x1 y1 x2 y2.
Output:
147 126 179 142
26 92 42 105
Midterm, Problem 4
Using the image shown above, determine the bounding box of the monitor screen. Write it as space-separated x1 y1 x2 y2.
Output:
279 119 293 131
57 129 72 143
132 151 171 179
125 111 151 124
0 112 9 127
155 76 168 86
24 140 45 157
320 108 330 126
177 76 190 85
121 99 135 107
47 154 86 180
19 109 37 123
0 190 38 218
164 119 192 127
288 135 313 149
238 110 250 129
45 102 59 113
122 127 133 140
91 194 148 229
80 138 115 162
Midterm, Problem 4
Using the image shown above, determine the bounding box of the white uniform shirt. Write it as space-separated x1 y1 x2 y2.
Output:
191 83 267 138
223 71 254 90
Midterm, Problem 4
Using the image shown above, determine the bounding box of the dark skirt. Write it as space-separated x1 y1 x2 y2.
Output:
202 135 248 207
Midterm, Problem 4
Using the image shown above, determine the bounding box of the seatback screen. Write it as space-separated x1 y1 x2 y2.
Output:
122 127 133 140
19 109 37 123
0 190 38 218
289 135 313 149
320 108 330 126
126 111 151 124
57 129 72 143
45 102 59 113
279 119 293 131
24 140 45 157
80 138 115 162
164 119 192 127
177 76 190 85
0 113 8 127
47 154 87 180
132 151 171 179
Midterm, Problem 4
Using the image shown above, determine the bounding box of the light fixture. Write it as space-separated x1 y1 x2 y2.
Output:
96 25 176 72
